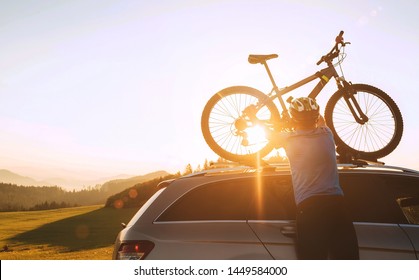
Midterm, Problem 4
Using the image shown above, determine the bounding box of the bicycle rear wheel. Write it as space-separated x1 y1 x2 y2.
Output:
201 86 281 163
324 83 403 160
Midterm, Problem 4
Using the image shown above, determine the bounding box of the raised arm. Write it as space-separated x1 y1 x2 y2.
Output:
317 115 327 127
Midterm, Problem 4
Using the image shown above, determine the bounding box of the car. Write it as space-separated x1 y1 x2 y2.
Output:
112 161 419 260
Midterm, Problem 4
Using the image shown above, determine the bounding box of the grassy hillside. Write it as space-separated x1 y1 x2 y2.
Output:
105 173 177 208
100 170 169 194
0 205 138 260
0 170 172 211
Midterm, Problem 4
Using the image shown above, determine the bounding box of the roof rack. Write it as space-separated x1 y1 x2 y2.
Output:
352 164 419 174
184 160 418 179
182 160 290 177
209 159 270 168
182 164 255 178
195 150 419 176
206 156 383 171
338 157 385 166
334 145 398 166
336 151 418 173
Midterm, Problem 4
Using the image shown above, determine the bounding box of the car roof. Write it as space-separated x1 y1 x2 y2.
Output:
190 162 418 177
130 161 418 228
157 161 419 189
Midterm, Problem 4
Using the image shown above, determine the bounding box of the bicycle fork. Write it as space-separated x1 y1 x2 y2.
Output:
313 66 370 125
340 80 369 124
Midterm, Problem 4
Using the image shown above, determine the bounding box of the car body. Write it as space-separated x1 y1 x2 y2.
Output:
112 163 419 260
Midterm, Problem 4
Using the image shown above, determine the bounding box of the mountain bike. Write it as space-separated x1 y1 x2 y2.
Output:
201 31 403 163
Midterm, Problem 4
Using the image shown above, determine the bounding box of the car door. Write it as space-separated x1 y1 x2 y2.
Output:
249 172 417 260
152 177 273 259
386 174 419 259
246 175 299 259
399 224 419 258
340 172 417 259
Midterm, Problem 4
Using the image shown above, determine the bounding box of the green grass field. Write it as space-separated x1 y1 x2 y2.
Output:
0 205 138 260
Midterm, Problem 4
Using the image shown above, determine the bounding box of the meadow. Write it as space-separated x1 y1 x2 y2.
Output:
0 205 138 260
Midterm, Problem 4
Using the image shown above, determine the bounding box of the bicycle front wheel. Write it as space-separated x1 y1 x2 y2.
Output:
201 86 281 163
324 83 403 160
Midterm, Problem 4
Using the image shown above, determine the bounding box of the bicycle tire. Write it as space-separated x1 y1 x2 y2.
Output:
324 83 403 160
201 86 281 163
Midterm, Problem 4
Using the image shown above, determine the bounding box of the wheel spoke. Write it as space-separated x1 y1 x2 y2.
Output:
202 87 280 161
326 85 403 159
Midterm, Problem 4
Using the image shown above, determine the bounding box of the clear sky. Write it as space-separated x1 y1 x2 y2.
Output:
1 0 418 184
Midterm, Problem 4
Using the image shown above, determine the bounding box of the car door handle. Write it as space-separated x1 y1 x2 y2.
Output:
280 226 296 238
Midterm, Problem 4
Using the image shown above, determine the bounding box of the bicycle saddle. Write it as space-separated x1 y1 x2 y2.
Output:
248 54 278 64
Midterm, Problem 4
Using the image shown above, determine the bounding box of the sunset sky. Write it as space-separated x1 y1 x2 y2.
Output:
1 0 418 184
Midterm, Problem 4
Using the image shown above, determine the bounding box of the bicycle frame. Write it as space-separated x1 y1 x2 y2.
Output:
261 60 339 112
259 59 368 124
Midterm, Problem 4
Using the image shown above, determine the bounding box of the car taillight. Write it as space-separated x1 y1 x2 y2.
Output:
116 240 155 260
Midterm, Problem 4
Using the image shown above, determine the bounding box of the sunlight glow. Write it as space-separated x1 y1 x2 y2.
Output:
0 0 418 181
245 125 268 147
278 148 287 159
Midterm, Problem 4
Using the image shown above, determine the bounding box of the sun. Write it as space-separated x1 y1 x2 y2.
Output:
245 125 268 147
240 124 289 162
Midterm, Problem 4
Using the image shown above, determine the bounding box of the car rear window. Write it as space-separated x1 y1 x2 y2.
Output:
156 175 295 222
340 173 419 224
156 171 419 224
156 178 252 221
247 176 295 220
385 174 419 225
127 187 166 227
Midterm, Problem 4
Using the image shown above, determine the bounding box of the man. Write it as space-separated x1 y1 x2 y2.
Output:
272 97 359 259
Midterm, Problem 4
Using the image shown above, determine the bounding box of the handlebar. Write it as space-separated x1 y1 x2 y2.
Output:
316 30 351 65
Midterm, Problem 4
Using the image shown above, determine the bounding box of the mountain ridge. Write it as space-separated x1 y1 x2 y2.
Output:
0 169 169 192
0 169 172 211
100 170 169 194
0 169 42 187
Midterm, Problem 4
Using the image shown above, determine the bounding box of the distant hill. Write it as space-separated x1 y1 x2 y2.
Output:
105 173 179 209
100 170 169 195
0 169 101 189
0 169 42 186
0 170 173 211
0 169 170 191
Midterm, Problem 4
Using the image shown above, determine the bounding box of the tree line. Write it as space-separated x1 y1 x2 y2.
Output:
0 158 221 212
0 183 107 212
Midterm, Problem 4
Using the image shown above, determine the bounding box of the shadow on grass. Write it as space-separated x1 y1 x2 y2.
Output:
10 207 138 251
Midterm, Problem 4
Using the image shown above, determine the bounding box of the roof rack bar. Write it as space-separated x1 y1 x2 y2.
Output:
367 165 419 174
350 158 385 166
203 156 418 175
338 163 419 174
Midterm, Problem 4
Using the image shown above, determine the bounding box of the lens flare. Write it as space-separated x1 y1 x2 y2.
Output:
245 125 268 146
